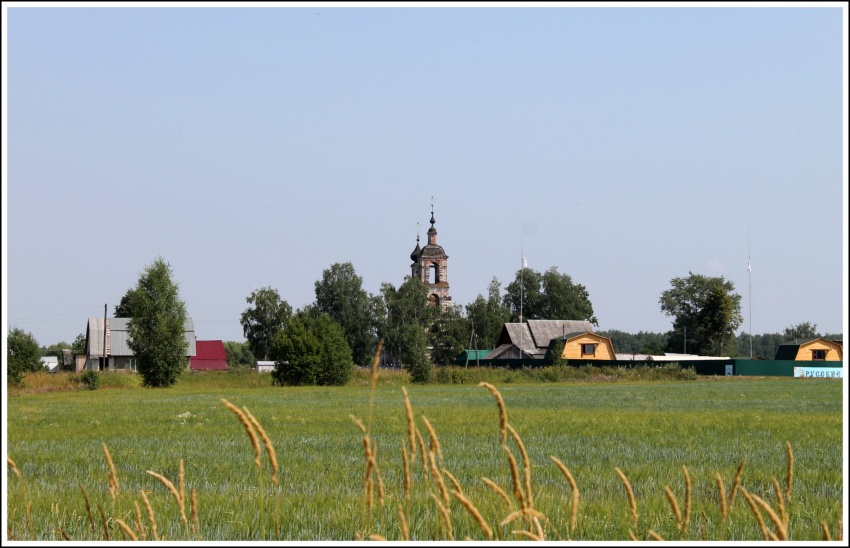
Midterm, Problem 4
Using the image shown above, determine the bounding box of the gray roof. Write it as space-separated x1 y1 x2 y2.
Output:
86 317 196 357
500 320 595 351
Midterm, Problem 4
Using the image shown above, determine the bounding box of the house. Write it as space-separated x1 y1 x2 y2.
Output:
552 332 616 361
455 349 493 365
774 338 843 361
189 340 229 371
485 320 596 360
256 361 275 373
40 356 60 373
83 317 197 371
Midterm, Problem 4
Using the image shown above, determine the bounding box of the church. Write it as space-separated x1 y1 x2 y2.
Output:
409 206 452 309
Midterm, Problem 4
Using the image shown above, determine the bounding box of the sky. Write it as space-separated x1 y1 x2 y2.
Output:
3 3 848 349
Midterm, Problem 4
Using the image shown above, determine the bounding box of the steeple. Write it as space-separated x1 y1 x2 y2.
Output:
427 204 437 245
410 201 451 309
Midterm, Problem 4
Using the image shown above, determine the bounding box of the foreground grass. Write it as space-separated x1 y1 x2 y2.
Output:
6 376 844 541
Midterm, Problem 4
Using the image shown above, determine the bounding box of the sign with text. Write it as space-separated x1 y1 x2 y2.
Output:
793 367 843 379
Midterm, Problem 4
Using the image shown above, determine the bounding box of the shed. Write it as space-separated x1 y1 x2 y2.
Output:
774 338 843 361
257 361 275 373
40 356 60 373
189 340 229 371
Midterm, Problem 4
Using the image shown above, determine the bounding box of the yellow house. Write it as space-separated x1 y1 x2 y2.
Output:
558 332 616 361
774 338 843 361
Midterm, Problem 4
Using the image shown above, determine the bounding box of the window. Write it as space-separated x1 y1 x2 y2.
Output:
581 343 596 356
129 358 138 371
811 349 827 361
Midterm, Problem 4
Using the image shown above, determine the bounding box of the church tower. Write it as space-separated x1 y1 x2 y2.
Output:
410 205 451 308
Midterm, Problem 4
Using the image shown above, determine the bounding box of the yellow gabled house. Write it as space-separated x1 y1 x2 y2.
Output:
557 332 616 361
774 338 843 361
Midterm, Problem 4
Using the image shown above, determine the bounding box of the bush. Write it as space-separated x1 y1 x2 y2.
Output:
80 370 100 390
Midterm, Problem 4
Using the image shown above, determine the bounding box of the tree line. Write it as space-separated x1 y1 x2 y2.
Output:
7 258 840 388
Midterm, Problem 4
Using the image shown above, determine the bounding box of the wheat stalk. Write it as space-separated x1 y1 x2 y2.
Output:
647 529 664 540
190 487 199 537
139 489 158 541
429 450 450 507
397 503 410 541
729 455 747 506
146 470 186 525
402 386 416 456
421 415 443 464
132 500 145 540
482 477 512 509
102 442 119 502
507 423 533 509
401 442 411 503
821 520 832 541
771 477 787 529
751 493 788 540
451 489 493 540
221 399 261 470
663 486 682 533
244 408 279 486
682 465 692 534
503 445 526 511
114 518 138 541
479 382 508 444
431 493 454 540
739 487 769 541
443 469 463 496
550 456 580 535
785 441 794 502
615 467 639 530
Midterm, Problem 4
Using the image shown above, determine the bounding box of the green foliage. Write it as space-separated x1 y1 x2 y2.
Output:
429 304 470 365
114 289 138 318
223 341 256 369
79 370 100 390
380 276 434 383
465 277 511 349
659 272 743 356
314 262 382 366
433 366 472 384
127 257 189 388
270 312 354 386
545 339 568 366
783 321 819 341
7 326 42 385
71 333 87 358
240 286 292 361
504 266 597 324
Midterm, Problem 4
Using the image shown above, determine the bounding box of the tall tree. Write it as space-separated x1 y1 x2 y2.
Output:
381 276 434 383
114 289 138 318
270 310 354 386
223 341 256 369
659 272 743 356
540 266 598 325
503 267 597 324
127 257 189 388
7 326 42 385
429 304 470 365
503 268 544 321
314 262 381 366
465 277 512 350
783 322 819 341
240 287 292 361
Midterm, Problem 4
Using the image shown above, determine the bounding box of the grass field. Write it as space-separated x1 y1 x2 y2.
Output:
5 373 845 541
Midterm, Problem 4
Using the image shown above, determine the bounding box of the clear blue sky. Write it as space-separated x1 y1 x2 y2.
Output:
3 3 847 348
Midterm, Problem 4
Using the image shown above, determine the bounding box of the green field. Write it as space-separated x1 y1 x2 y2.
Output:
5 375 845 541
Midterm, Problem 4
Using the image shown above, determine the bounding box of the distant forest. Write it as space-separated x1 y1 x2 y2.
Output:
597 329 843 360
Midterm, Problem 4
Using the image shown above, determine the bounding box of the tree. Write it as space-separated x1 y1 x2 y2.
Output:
114 289 138 318
503 267 598 325
314 262 381 366
127 257 189 387
71 333 87 356
503 268 544 321
465 277 511 350
659 272 743 356
7 327 42 385
381 276 434 383
240 287 292 361
223 341 256 369
540 267 598 325
783 322 819 341
270 311 354 386
429 305 470 365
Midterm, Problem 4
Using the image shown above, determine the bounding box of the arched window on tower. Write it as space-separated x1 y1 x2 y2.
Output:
430 294 440 307
430 263 440 284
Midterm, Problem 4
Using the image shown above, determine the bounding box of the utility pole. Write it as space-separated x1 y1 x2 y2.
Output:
102 304 108 371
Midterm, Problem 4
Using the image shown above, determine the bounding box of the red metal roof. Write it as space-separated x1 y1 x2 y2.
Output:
190 340 229 370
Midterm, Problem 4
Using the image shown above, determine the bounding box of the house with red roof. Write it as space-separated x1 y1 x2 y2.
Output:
189 340 229 371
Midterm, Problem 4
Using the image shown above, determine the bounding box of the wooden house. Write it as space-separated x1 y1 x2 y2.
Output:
556 332 616 361
189 340 229 371
774 338 843 361
485 319 595 360
83 317 197 371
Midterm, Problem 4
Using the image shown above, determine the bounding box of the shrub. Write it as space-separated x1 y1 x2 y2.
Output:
80 370 100 390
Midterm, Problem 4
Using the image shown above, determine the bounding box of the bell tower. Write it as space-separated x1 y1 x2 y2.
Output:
410 204 451 308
